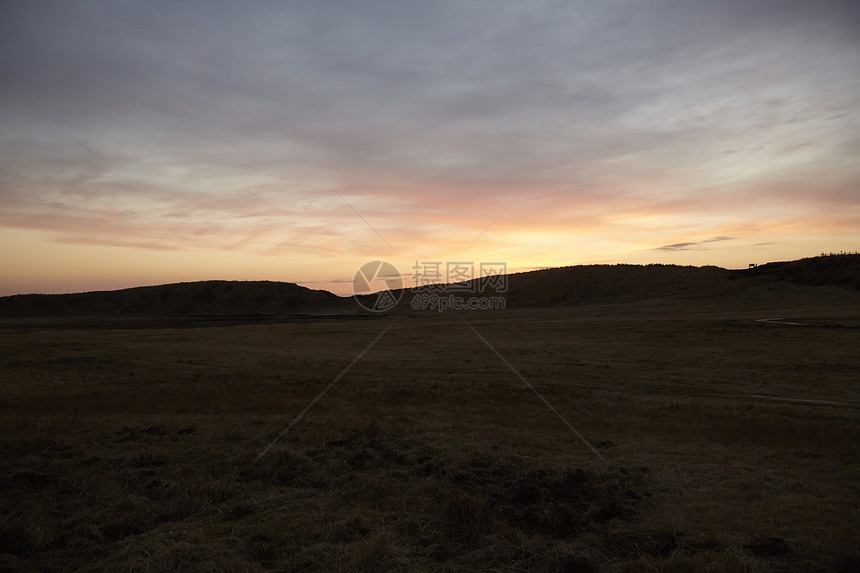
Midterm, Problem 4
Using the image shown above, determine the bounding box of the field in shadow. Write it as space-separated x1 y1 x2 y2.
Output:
1 258 858 571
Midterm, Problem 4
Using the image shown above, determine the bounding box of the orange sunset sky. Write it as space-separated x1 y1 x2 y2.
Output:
1 1 859 297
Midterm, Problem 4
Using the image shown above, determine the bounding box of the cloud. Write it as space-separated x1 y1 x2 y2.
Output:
1 1 859 294
657 236 734 251
657 242 698 252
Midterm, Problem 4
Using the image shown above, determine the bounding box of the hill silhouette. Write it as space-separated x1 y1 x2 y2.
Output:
0 280 345 318
499 263 732 306
2 255 858 320
497 254 860 306
740 254 860 290
385 254 860 310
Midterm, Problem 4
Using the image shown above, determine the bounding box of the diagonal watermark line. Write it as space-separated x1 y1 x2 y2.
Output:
254 320 396 462
465 120 595 251
264 121 391 248
466 322 606 462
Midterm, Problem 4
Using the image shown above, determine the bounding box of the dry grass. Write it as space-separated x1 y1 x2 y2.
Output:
1 296 858 571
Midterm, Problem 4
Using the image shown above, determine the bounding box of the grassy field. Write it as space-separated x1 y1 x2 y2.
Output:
1 294 858 571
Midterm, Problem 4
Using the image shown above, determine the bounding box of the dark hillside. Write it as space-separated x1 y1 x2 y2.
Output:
0 281 347 318
2 255 857 318
500 264 734 306
467 255 860 307
737 254 860 290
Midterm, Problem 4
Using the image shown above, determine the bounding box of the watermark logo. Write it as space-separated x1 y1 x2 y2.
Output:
353 260 508 312
352 260 404 312
410 293 506 311
412 261 508 292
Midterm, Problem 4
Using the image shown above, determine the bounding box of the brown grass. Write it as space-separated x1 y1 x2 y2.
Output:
1 295 858 571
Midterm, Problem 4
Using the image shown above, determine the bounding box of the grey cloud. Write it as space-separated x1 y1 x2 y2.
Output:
1 0 859 250
658 242 698 251
658 236 733 251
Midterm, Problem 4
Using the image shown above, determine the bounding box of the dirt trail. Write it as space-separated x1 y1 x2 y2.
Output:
755 317 814 326
747 394 860 408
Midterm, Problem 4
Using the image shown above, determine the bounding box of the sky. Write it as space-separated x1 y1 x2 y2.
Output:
1 1 859 296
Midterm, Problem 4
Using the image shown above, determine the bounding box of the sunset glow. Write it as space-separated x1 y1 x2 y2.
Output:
2 2 858 296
